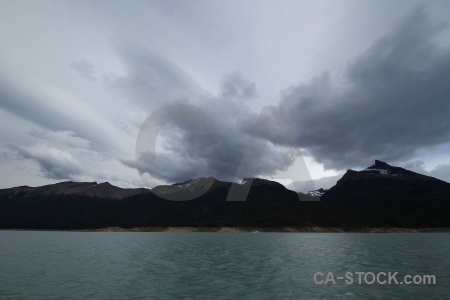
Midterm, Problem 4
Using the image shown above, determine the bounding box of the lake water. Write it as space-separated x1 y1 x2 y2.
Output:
0 231 449 299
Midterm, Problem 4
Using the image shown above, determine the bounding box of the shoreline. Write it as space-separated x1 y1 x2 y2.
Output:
2 227 450 233
73 226 450 233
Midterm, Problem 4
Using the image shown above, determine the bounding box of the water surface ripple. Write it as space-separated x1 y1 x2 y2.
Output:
0 231 448 299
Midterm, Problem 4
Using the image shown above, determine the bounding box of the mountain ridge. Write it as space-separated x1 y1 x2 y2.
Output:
1 160 449 230
0 181 151 200
1 160 448 197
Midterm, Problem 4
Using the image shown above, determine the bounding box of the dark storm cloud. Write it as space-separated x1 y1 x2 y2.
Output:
112 46 299 184
254 6 450 170
131 100 298 184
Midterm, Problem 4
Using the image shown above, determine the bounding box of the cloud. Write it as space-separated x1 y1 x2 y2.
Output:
431 164 450 182
10 144 83 180
70 60 97 82
3 2 449 189
100 43 301 184
103 46 202 111
255 6 450 170
132 101 299 184
0 70 129 157
6 130 88 181
2 125 142 187
402 160 450 183
28 130 91 149
219 71 258 100
288 175 341 193
111 54 297 184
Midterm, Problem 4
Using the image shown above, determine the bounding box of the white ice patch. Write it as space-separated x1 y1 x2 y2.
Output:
363 168 401 176
363 168 389 175
306 189 326 197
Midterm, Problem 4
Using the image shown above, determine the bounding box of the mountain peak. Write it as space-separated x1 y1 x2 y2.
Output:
374 160 390 168
151 177 223 199
333 160 443 185
362 160 399 176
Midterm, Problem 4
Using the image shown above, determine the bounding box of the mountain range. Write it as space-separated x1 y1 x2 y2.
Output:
0 160 449 230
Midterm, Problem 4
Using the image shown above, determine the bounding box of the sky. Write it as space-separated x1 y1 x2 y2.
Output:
1 0 450 191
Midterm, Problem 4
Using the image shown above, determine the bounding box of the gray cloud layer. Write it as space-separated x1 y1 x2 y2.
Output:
255 6 450 170
1 2 449 188
402 160 450 183
104 46 203 111
0 72 123 156
93 41 302 184
70 60 97 82
10 144 83 180
219 71 258 101
129 78 299 184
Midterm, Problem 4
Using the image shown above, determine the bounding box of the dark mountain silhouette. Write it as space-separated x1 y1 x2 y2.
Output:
0 160 449 230
321 160 450 227
0 181 150 200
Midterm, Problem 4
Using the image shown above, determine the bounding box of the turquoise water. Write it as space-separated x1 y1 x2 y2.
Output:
0 231 448 299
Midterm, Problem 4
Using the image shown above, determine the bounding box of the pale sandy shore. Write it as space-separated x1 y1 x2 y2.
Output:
70 226 450 233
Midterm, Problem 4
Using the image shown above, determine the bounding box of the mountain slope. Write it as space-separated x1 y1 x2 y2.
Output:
0 178 307 229
0 160 449 230
0 181 150 200
321 160 450 227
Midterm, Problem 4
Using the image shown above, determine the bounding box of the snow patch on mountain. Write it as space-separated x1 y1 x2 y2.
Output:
363 168 390 175
306 188 327 197
362 160 403 176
